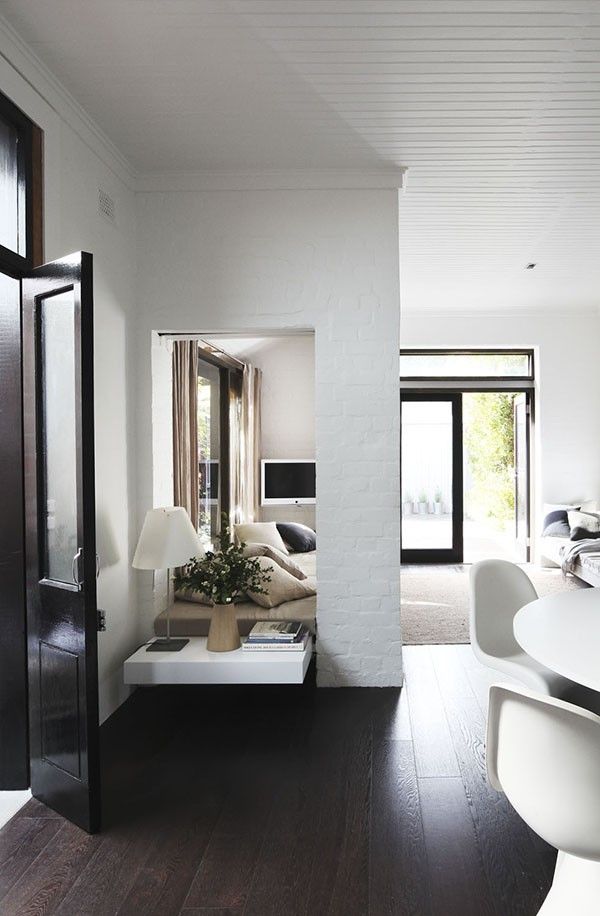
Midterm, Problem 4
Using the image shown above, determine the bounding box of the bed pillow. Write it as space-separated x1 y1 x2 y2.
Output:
567 510 600 538
542 519 571 538
570 527 600 542
234 522 288 555
276 522 316 553
541 509 570 538
242 543 307 580
247 556 316 608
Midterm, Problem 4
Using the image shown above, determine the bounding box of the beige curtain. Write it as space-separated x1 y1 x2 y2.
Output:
172 340 199 529
235 364 262 523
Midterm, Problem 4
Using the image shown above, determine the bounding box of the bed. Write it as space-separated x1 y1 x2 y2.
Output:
154 550 317 637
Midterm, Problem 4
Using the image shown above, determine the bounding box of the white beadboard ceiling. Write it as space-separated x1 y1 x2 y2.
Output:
1 0 600 313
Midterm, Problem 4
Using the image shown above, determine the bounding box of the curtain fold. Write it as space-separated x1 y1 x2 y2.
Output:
236 364 262 523
172 340 199 530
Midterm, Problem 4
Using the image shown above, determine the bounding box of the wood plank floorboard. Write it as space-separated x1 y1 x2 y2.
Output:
0 647 552 915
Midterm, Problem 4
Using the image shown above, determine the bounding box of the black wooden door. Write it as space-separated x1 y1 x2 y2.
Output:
22 252 100 833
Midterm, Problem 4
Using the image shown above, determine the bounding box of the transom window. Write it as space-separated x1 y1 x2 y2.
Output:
400 350 533 380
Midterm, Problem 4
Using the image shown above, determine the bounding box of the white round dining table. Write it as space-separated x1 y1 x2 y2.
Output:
514 587 600 692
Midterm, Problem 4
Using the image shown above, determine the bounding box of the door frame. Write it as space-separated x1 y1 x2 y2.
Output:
0 89 43 789
401 384 534 565
401 391 464 564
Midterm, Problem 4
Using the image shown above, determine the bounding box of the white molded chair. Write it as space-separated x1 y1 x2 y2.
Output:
488 683 600 915
469 559 583 699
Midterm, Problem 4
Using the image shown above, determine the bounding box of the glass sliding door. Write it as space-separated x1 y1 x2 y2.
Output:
401 392 463 563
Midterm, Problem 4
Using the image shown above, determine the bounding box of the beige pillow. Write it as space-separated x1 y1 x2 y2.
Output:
247 556 316 608
242 543 307 580
234 522 288 555
568 510 600 533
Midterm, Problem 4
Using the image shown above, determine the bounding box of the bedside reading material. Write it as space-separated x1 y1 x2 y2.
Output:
243 620 310 651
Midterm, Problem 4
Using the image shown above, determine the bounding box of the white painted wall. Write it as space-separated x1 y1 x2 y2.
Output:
0 27 139 722
400 313 600 549
137 189 402 686
253 334 315 529
209 334 317 529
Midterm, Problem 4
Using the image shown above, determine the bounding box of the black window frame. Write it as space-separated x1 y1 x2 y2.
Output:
400 348 534 384
0 91 36 275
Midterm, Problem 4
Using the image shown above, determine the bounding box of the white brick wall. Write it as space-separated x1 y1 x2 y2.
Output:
136 188 402 686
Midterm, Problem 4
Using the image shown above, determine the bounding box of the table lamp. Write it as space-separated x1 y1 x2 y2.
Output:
133 506 202 652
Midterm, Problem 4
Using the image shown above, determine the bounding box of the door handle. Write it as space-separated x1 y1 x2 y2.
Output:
71 548 84 589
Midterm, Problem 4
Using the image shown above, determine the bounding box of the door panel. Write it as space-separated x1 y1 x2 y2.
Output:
401 392 463 564
22 252 100 833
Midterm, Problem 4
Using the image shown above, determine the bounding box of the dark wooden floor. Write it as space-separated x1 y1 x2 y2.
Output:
0 646 555 915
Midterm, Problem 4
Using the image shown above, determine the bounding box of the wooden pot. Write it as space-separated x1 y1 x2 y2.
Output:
207 603 241 652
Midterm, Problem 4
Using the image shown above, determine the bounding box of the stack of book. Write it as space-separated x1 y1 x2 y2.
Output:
243 620 310 651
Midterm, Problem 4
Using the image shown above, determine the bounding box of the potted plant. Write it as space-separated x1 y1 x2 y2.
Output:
433 487 443 515
175 514 271 652
403 491 413 517
417 489 429 515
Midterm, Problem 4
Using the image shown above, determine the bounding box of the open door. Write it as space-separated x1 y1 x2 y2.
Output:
22 252 100 833
514 392 530 563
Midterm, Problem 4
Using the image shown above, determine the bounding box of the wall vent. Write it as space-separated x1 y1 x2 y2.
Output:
98 188 116 224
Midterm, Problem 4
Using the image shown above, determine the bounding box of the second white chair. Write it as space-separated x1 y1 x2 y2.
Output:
488 683 600 915
469 558 586 701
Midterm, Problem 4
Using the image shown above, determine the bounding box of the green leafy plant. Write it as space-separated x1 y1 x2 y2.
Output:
418 489 428 504
174 513 271 605
434 487 443 503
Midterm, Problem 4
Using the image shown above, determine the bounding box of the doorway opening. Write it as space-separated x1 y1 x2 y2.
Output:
400 350 543 645
401 389 530 565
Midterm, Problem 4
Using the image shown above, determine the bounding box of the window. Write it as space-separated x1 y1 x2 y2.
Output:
0 91 39 273
400 350 533 379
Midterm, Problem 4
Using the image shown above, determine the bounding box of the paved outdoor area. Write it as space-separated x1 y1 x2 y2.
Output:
402 514 521 563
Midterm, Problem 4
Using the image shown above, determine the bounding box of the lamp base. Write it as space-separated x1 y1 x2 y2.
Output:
146 638 189 652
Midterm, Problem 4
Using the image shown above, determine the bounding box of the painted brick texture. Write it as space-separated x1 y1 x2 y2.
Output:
137 188 402 686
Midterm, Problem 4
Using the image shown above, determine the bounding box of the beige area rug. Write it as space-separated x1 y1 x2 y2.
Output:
401 564 588 645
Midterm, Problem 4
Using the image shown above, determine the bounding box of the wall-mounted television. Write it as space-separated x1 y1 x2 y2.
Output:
261 459 316 506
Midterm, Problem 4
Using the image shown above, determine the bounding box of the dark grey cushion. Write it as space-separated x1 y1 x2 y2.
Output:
276 523 316 553
542 519 571 538
542 509 569 529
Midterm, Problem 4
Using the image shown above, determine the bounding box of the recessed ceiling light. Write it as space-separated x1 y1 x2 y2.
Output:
525 263 536 270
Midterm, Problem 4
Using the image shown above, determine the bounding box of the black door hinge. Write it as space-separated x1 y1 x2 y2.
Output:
97 609 107 632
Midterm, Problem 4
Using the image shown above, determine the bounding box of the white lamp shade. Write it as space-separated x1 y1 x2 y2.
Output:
132 507 202 570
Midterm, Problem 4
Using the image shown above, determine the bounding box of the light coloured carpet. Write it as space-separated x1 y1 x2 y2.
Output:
401 564 588 645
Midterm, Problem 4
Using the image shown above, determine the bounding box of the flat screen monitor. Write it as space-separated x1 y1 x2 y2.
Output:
261 459 316 505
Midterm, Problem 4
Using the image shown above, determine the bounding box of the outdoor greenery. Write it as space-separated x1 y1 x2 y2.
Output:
464 392 516 526
174 514 271 605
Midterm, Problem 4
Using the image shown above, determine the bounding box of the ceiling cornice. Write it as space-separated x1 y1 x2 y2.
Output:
0 12 137 187
1 14 407 196
135 168 406 193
